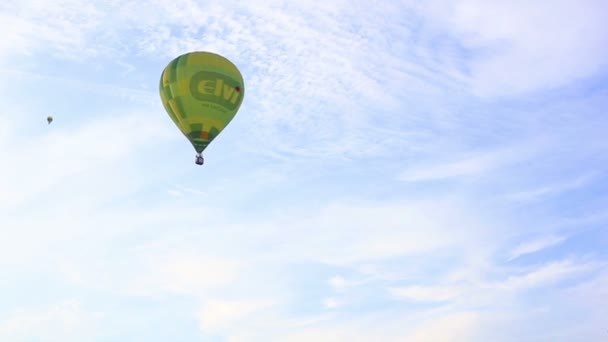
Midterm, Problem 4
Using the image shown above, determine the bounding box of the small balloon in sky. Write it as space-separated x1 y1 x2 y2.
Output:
47 116 53 124
159 51 245 166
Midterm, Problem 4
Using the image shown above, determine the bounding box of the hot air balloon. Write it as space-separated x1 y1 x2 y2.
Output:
159 51 245 165
47 116 53 124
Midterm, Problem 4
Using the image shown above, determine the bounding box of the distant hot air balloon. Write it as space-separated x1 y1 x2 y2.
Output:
159 51 245 165
47 116 53 124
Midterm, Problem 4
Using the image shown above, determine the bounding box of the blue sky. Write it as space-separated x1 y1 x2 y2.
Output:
1 0 607 340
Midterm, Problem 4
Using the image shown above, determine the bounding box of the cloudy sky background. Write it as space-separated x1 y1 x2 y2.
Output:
1 0 607 340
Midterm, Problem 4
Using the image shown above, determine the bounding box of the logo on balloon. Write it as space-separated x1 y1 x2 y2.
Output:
189 71 242 111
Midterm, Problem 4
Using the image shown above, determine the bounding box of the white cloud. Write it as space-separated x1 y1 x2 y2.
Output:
389 285 464 303
178 186 205 195
4 0 605 168
1 0 456 162
198 299 275 334
0 110 173 210
508 235 567 261
0 1 606 341
323 298 340 309
398 144 537 182
257 198 491 265
385 258 601 323
418 0 608 97
0 0 112 62
167 185 207 197
506 173 596 203
0 189 503 338
404 312 480 342
498 260 597 292
103 242 247 300
0 300 102 341
167 189 182 197
328 276 347 290
0 69 158 105
230 308 482 342
152 254 241 296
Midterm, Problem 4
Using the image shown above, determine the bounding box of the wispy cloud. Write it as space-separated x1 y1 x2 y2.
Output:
389 285 464 303
404 312 480 342
398 143 539 182
1 0 464 162
387 258 602 317
0 0 113 62
198 299 276 334
1 0 607 341
127 252 243 298
0 300 102 341
507 235 567 261
416 0 608 97
506 173 596 203
498 259 598 292
0 69 158 106
0 110 173 210
167 185 206 197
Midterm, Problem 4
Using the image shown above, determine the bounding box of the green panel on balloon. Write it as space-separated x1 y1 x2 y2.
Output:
159 51 245 154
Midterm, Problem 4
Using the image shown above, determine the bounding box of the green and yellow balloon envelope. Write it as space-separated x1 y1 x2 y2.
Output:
159 51 245 165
